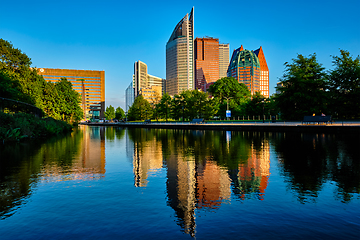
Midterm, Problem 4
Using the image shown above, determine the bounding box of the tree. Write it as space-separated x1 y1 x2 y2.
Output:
55 77 83 123
275 53 328 120
127 95 153 121
104 105 115 120
156 93 172 121
115 106 125 120
244 91 266 116
208 77 250 118
328 50 360 119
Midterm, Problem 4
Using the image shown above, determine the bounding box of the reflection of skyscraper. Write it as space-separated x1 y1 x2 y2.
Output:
196 159 231 209
130 131 164 187
234 138 270 200
166 8 194 95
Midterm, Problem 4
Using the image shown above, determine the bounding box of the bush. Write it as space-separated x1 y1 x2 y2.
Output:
0 112 73 142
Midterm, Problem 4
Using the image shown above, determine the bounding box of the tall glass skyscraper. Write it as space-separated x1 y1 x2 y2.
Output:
166 7 194 96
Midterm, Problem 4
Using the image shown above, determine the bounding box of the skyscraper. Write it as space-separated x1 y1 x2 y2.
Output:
166 7 194 96
127 60 165 110
194 37 219 91
227 45 269 97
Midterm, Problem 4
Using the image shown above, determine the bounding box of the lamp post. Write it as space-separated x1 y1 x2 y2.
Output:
262 98 265 123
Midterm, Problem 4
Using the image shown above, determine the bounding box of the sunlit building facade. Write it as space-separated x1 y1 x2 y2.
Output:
166 7 194 95
219 43 230 78
132 61 164 106
227 45 269 97
194 37 219 91
254 46 270 98
37 68 105 119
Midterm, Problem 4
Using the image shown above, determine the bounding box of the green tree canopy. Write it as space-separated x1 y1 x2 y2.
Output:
104 105 115 120
156 93 172 121
115 106 125 120
328 50 360 119
127 95 153 121
275 53 328 120
208 77 250 118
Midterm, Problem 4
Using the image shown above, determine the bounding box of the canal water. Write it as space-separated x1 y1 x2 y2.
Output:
1 125 359 239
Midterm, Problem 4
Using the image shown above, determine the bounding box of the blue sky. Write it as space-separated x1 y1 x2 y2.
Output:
1 0 359 109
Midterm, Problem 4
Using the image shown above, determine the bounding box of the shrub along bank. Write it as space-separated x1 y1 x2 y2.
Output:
0 112 73 143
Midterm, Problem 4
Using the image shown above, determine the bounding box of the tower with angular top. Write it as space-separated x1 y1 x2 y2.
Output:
166 7 194 96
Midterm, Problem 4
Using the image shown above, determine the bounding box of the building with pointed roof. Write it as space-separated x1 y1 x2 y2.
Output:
166 7 194 96
227 45 269 97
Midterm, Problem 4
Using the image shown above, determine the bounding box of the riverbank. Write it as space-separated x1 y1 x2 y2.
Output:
81 120 360 134
0 112 73 142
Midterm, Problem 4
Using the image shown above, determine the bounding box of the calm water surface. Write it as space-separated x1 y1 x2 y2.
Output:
1 126 359 239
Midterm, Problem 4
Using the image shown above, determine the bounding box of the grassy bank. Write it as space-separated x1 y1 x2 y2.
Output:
0 112 73 143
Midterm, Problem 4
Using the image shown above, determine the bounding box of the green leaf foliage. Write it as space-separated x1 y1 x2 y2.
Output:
127 95 153 121
104 105 115 120
115 106 125 120
275 53 328 120
328 50 360 119
1 38 83 123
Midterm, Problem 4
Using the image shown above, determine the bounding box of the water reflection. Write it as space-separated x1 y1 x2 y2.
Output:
127 129 271 235
0 126 111 219
272 132 360 203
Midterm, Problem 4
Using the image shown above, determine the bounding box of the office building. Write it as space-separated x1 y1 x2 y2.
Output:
128 61 164 108
194 37 219 91
166 7 194 96
227 45 269 97
219 43 230 78
194 38 230 91
37 68 105 119
125 81 135 113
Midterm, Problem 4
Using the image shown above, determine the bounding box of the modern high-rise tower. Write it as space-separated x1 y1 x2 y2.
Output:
166 7 194 96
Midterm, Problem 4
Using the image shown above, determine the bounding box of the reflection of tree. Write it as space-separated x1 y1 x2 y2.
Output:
272 132 360 203
0 130 83 219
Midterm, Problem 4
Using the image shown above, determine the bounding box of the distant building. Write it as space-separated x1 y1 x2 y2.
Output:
227 45 269 97
37 68 105 119
125 81 135 113
166 7 194 96
126 61 164 109
219 43 230 78
139 85 162 106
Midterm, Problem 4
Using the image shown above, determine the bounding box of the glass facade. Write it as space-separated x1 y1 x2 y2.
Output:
166 8 194 96
227 46 269 97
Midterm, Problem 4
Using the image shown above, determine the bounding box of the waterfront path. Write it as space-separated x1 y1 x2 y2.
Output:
81 120 360 133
